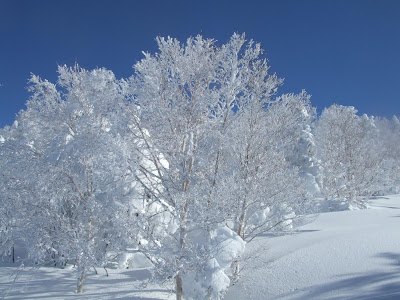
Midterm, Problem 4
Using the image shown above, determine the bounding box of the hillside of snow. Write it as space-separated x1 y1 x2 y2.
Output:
225 195 400 300
1 195 399 300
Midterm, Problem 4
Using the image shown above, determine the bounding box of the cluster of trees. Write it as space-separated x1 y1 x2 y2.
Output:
1 34 399 299
314 105 400 209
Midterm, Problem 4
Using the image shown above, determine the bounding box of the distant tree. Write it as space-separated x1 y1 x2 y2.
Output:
276 92 321 196
314 105 382 207
225 91 312 242
374 116 400 193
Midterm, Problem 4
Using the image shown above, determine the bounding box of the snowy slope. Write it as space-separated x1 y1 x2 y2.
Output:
1 195 400 299
225 195 400 300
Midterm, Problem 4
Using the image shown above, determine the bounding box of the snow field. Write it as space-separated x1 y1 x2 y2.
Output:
225 195 400 300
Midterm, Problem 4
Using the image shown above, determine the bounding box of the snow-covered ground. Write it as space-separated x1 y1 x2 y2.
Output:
226 195 400 300
1 195 400 299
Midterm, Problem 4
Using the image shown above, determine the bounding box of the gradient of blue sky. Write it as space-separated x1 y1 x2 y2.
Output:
1 0 399 127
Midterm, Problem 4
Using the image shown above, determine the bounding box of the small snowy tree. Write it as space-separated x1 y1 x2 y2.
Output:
226 91 312 244
374 116 400 193
275 92 321 196
314 105 382 208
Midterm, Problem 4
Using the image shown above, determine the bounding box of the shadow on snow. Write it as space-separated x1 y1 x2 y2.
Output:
287 252 400 300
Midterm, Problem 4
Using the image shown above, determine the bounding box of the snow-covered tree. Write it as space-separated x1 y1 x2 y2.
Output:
0 123 22 263
131 34 241 300
274 92 321 196
374 116 400 193
225 91 312 245
0 65 146 293
131 33 312 299
314 104 382 208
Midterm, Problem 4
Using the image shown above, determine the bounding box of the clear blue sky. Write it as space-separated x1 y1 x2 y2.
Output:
1 0 399 127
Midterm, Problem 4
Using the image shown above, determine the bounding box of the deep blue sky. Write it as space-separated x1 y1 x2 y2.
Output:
1 0 399 127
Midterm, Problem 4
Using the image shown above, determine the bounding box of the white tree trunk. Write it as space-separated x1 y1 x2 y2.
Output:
77 267 86 293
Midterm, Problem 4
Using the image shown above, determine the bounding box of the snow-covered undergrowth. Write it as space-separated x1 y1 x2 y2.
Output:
1 194 399 299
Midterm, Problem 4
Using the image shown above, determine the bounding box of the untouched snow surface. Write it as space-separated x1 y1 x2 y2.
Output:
1 195 400 299
226 195 400 300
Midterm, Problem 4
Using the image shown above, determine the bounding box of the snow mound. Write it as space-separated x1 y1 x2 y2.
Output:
117 251 152 269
